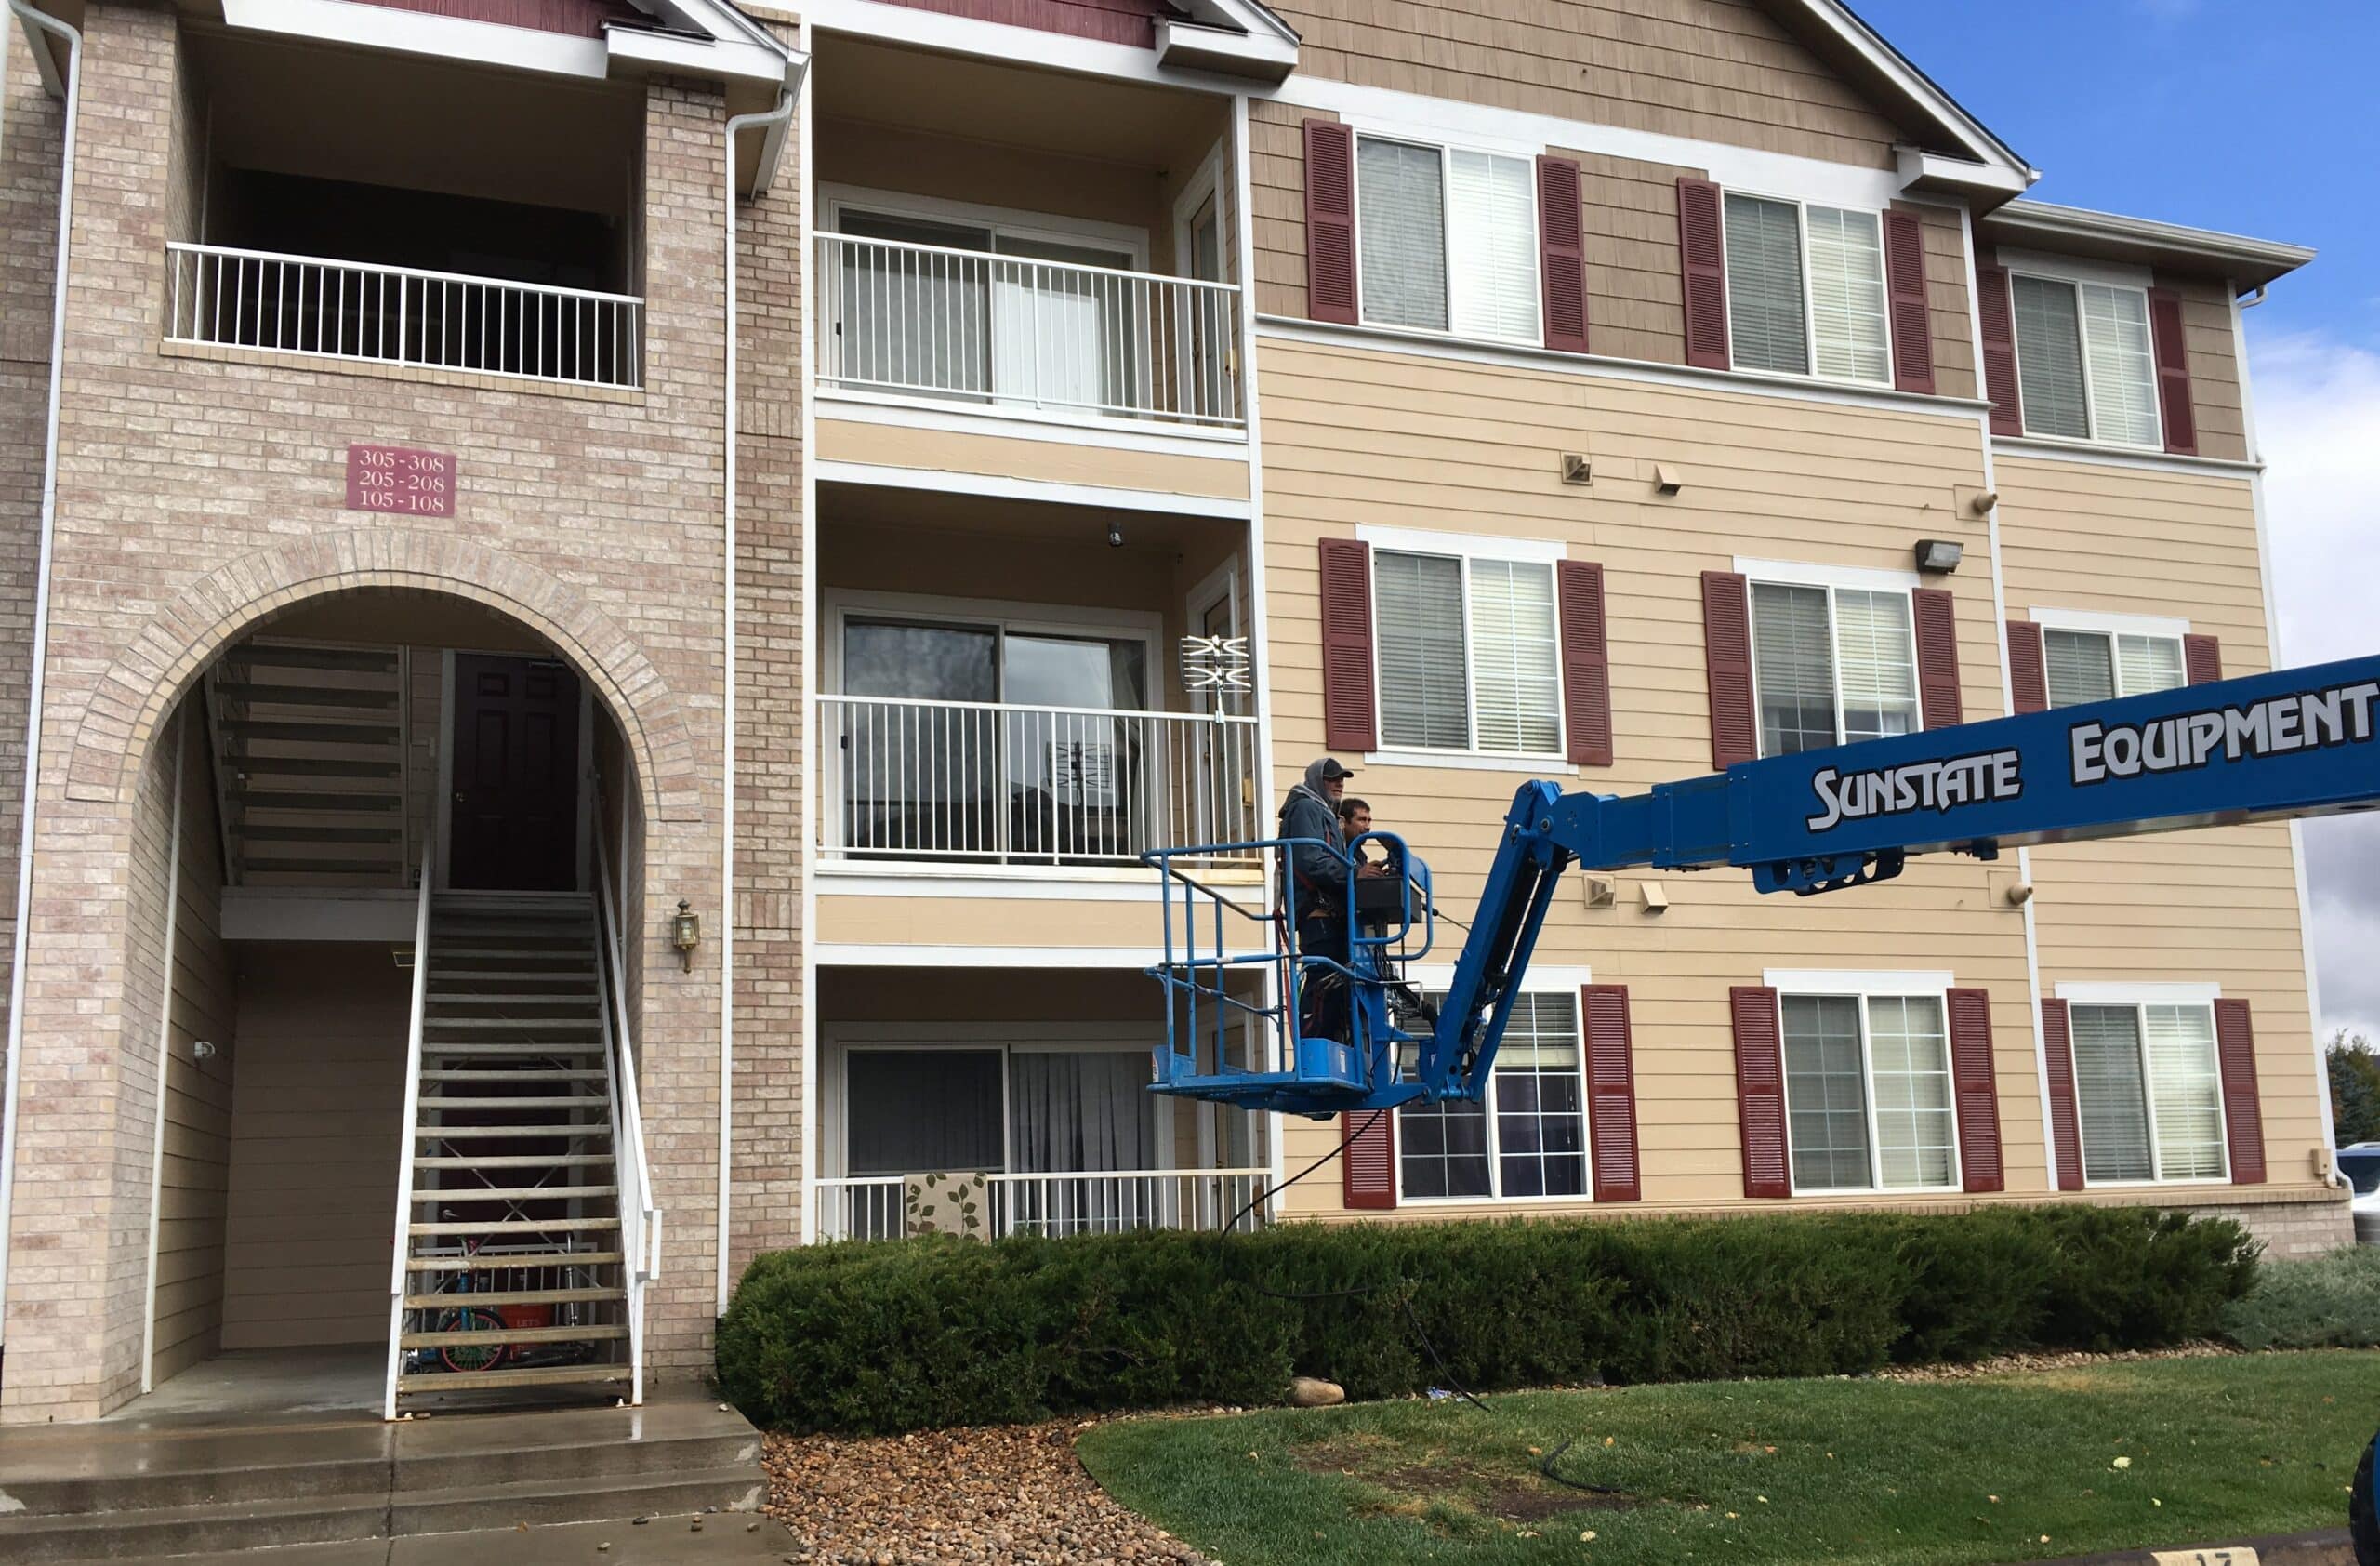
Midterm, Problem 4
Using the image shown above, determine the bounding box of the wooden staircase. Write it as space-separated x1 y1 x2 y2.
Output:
395 895 633 1409
206 640 409 887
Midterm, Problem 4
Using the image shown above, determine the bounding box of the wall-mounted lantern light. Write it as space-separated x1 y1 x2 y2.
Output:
672 900 701 973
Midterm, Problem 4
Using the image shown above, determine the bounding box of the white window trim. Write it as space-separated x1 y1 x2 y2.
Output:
1361 531 1568 765
2057 993 2230 1189
1762 971 1964 1199
1394 977 1596 1208
1719 187 1895 392
1348 127 1543 350
2004 266 2165 453
1991 247 2155 293
2028 606 2192 643
821 183 1152 270
1739 564 1923 760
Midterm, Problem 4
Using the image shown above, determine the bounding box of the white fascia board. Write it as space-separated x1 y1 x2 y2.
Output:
2055 981 2221 1009
1734 556 1921 594
1358 521 1566 565
1981 201 2315 291
1897 146 2030 201
2027 605 2191 643
221 0 607 78
604 27 790 88
1156 20 1296 81
1765 968 1956 997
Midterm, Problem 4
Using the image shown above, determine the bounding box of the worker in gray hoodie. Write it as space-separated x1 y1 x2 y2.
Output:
1279 757 1356 1041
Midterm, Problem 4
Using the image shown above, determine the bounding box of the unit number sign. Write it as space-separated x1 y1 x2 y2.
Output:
347 444 456 517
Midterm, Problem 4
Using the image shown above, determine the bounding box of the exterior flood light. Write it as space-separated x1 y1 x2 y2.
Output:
1913 538 1964 575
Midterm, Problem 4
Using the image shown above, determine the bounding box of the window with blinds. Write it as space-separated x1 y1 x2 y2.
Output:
1399 991 1585 1201
2043 628 2186 709
1723 195 1890 385
2069 1002 2226 1183
1374 549 1560 756
2011 272 2162 446
1751 579 1919 757
1355 136 1536 344
1781 991 1956 1194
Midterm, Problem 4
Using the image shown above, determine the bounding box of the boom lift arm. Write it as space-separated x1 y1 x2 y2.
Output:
1148 653 2380 1117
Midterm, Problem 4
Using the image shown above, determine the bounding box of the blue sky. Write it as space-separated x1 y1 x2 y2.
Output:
1856 0 2376 351
1858 3 2380 1043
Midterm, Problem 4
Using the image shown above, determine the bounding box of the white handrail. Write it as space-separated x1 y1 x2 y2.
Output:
812 1169 1272 1242
817 232 1240 294
165 240 646 305
382 847 433 1421
594 816 657 1403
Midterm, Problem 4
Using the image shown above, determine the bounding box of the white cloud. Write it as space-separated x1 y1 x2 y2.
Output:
2253 327 2380 1042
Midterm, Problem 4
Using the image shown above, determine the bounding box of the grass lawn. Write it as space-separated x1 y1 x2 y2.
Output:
1078 1351 2379 1566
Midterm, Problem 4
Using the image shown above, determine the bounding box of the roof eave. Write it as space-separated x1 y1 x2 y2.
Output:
1155 18 1295 81
1978 200 2316 292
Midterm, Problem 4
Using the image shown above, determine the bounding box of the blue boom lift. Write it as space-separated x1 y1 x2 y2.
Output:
1145 653 2380 1119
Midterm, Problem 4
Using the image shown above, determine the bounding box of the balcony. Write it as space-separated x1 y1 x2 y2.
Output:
815 233 1242 431
817 695 1259 869
165 244 644 392
814 1169 1270 1242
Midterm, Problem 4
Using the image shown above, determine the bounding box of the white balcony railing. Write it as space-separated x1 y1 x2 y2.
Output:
816 232 1242 428
814 1169 1271 1242
165 242 644 390
817 696 1260 869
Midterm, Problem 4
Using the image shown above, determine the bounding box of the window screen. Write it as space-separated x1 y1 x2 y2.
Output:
1782 995 1871 1190
1805 206 1890 384
1374 551 1470 750
1752 582 1837 756
845 1049 1004 1176
2070 1005 2153 1182
1357 138 1448 332
1466 559 1560 754
1867 996 1955 1188
2080 283 2160 447
2143 1005 2226 1179
1725 194 1809 375
1447 149 1540 343
1832 589 1918 743
2012 274 2089 440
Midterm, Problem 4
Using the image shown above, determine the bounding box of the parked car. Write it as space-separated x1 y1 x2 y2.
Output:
2340 1143 2380 1244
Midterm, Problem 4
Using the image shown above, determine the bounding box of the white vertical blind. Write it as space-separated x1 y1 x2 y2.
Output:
1466 559 1561 754
2044 628 2118 709
2143 1005 2227 1179
1374 551 1470 750
2070 1005 2154 1182
2080 282 2161 446
1782 994 1871 1190
1447 149 1540 343
1724 193 1809 375
2117 632 2186 696
2012 274 2089 440
1752 582 1837 756
1832 588 1919 742
1805 205 1890 384
1866 995 1955 1188
1356 137 1448 332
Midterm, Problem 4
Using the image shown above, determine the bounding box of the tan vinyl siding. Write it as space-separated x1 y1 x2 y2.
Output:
1250 99 1319 321
814 416 1251 500
1900 199 1977 402
1267 0 1908 170
1558 147 1699 365
1996 452 2317 1185
2155 272 2248 463
1257 333 2040 1215
219 946 408 1350
818 889 1216 953
151 713 235 1384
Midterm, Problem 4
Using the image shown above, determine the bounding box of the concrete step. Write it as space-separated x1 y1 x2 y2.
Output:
0 1487 390 1563
390 1466 764 1535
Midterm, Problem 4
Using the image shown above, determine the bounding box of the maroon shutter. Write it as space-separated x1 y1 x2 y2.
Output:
2184 634 2223 685
1883 209 1935 395
2040 999 2084 1192
1975 259 2023 437
1730 986 1790 1199
1676 177 1729 370
1912 587 1963 729
1558 560 1613 767
1317 538 1378 752
1582 984 1640 1201
1700 571 1756 767
2214 999 2267 1185
2007 619 2049 714
2147 286 2198 456
1946 988 2004 1193
1538 155 1591 354
1342 1108 1397 1209
1303 119 1358 325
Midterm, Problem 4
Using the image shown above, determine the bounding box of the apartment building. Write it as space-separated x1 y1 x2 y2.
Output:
0 0 2335 1425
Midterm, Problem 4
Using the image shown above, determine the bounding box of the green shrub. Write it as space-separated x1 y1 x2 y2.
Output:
716 1207 2259 1435
2222 1243 2380 1350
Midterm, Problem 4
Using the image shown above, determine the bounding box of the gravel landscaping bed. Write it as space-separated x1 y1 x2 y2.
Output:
762 1422 1218 1566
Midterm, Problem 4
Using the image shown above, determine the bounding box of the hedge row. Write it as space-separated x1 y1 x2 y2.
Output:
716 1206 2258 1435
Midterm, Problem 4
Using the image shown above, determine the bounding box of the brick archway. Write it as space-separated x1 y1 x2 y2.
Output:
62 529 704 825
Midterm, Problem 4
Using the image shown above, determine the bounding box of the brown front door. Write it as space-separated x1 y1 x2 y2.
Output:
449 654 580 891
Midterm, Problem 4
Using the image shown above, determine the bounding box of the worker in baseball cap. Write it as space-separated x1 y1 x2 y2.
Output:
1280 758 1357 1041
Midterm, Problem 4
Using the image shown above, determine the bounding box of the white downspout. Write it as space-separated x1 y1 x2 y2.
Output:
0 0 81 1349
719 65 801 1316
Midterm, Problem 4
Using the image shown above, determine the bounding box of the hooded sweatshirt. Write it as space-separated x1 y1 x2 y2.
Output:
1278 759 1349 920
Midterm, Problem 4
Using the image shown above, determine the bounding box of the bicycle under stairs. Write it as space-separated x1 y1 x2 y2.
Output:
386 887 655 1415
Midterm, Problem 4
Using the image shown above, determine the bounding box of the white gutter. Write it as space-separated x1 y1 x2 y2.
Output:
718 59 803 1316
0 0 80 1351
